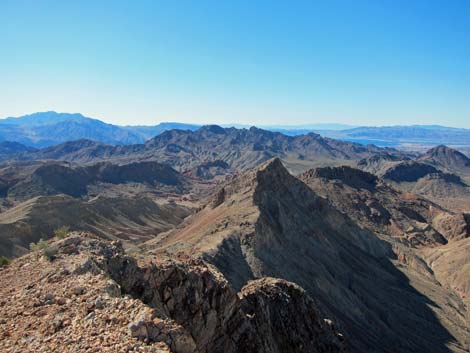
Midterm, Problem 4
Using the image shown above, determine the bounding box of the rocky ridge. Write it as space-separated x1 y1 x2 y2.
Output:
151 158 470 353
0 233 346 353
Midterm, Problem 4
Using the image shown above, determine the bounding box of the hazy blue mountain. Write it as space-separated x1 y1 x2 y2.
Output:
0 111 88 126
0 112 202 147
0 112 144 147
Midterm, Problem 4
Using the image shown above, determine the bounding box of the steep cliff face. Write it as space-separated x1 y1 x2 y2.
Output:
152 158 469 353
0 234 346 353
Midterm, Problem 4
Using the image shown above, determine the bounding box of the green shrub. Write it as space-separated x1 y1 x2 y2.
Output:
54 226 70 240
0 256 10 267
42 246 58 261
29 238 58 261
29 238 48 252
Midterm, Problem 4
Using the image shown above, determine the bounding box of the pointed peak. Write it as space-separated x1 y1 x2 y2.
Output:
209 158 291 206
234 157 289 186
256 157 285 173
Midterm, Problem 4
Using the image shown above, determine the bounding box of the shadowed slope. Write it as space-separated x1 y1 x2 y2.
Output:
151 158 468 353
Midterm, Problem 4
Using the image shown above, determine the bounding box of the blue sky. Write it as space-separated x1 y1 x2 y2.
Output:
1 0 469 127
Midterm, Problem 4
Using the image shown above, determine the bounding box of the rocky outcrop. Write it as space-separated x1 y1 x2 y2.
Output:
108 239 346 353
240 278 346 353
0 234 346 353
432 213 470 241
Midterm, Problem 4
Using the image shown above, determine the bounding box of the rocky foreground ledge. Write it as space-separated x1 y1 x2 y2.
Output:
0 233 346 353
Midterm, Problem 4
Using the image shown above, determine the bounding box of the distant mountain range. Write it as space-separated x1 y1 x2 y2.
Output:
0 112 200 147
1 112 470 352
1 112 470 150
5 125 395 176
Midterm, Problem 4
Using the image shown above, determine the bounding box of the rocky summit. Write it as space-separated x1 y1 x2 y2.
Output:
0 233 346 353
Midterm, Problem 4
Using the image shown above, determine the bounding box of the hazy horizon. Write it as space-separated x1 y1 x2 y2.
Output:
3 110 470 130
2 1 470 127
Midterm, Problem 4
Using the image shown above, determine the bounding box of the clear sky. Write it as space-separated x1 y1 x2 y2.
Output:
1 0 469 127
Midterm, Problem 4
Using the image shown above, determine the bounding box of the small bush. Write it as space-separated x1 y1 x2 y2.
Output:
0 256 10 267
42 246 58 261
54 226 70 240
29 238 49 252
29 238 58 261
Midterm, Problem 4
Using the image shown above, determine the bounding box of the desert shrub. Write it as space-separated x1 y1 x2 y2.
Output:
54 226 70 239
29 238 58 261
42 246 58 261
29 238 48 252
0 256 10 267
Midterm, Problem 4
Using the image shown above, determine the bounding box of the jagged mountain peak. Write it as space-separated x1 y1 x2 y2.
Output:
254 156 285 174
213 157 293 203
